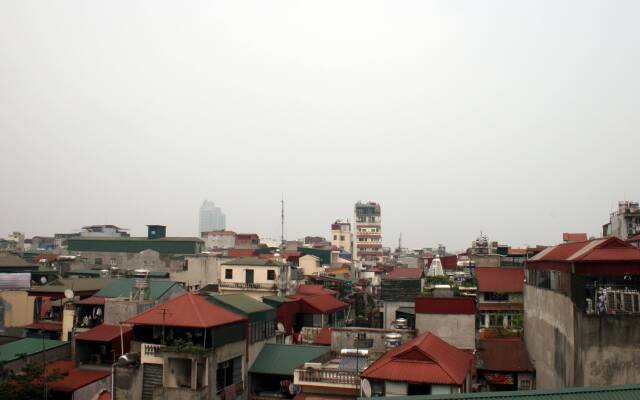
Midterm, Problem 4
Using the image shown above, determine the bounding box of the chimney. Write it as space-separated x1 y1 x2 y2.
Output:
147 225 166 239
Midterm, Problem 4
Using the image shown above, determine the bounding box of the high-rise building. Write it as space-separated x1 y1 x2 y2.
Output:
199 200 226 234
331 220 352 253
353 201 382 265
602 201 640 240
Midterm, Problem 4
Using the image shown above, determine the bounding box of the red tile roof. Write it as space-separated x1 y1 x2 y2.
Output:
476 268 524 293
75 324 133 342
563 232 588 242
298 294 348 314
313 327 332 345
387 268 423 279
227 248 257 257
126 293 245 328
507 247 528 256
297 285 337 296
479 338 534 372
47 361 111 393
415 297 476 315
361 332 472 385
530 237 640 263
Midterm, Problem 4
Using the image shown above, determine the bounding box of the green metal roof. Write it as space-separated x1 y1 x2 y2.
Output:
298 247 331 265
262 295 294 304
208 293 275 322
249 343 329 376
68 236 202 254
95 278 184 300
28 278 111 294
65 270 169 278
0 338 67 363
358 384 640 400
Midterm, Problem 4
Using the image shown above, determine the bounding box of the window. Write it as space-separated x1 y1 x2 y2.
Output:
340 235 345 241
109 258 117 266
216 357 242 391
267 270 275 280
225 269 233 279
333 235 337 240
94 257 102 266
484 292 509 301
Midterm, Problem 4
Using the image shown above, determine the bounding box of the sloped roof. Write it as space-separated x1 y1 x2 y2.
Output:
476 268 524 293
297 284 337 296
207 293 274 322
563 232 588 242
361 332 472 385
415 297 476 315
361 384 640 399
478 337 533 372
47 360 111 393
0 338 67 362
387 268 423 279
126 293 245 328
75 324 133 342
297 294 348 314
94 278 183 300
249 343 329 376
529 237 640 263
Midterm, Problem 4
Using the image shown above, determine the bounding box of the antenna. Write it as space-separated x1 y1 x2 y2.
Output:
158 308 173 345
398 232 402 251
281 194 285 249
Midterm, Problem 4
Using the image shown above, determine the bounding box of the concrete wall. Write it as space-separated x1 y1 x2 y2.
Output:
4 343 71 372
69 249 184 272
104 299 155 325
470 255 500 268
524 284 576 389
0 290 34 327
171 254 222 290
299 255 323 276
72 375 111 400
415 313 475 350
575 313 640 386
115 364 143 400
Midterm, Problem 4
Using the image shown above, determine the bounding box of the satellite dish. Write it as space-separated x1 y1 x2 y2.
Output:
361 379 372 398
64 289 74 300
277 322 285 332
40 276 47 284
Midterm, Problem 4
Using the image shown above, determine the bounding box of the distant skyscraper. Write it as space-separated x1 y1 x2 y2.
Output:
199 200 226 234
353 201 382 265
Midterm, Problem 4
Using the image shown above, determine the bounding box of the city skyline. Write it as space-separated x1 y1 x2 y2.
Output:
1 1 639 250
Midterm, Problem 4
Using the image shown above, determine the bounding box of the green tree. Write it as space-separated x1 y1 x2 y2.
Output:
0 359 67 400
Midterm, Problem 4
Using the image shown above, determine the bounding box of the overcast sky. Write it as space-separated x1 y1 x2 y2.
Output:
1 1 639 251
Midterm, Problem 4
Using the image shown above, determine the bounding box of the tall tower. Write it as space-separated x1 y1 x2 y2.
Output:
354 201 382 265
199 200 226 235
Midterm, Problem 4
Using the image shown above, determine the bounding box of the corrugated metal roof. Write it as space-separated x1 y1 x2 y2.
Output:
359 384 640 399
207 293 275 322
249 343 329 376
222 257 283 266
415 297 476 315
28 278 110 294
47 360 111 392
75 324 133 342
0 338 67 362
478 338 533 372
0 254 37 268
95 278 183 300
0 273 31 289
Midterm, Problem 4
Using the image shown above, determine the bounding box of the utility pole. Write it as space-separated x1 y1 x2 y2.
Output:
159 308 172 345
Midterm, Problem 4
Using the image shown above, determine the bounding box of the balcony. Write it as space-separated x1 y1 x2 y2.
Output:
218 282 277 291
141 343 164 364
295 368 361 388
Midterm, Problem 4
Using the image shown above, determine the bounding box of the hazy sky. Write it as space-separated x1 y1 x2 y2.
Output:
1 1 639 251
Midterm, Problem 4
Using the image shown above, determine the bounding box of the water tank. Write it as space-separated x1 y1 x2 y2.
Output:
394 318 408 329
133 269 150 290
384 332 402 348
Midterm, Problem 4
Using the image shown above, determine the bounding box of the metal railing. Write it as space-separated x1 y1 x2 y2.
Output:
296 368 360 386
219 282 277 290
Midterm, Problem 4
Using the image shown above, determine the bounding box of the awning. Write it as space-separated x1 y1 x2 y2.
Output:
75 296 106 305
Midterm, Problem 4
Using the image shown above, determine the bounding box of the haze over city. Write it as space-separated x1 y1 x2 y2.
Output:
1 0 639 249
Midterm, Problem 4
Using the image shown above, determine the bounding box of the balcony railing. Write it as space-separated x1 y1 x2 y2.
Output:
296 368 360 387
219 282 277 290
141 343 165 364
